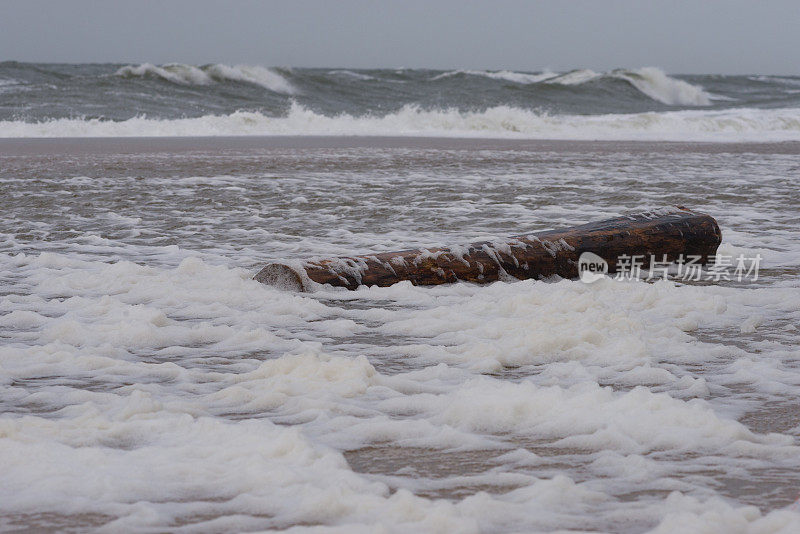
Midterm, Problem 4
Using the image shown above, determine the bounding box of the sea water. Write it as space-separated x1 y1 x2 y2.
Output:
1 64 800 533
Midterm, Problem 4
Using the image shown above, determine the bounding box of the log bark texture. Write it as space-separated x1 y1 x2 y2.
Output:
255 207 722 291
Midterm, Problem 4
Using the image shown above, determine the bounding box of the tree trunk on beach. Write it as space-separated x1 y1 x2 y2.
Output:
255 207 722 291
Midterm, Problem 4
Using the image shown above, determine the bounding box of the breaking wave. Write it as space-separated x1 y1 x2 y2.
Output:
432 67 712 106
611 67 712 106
329 69 377 81
3 103 800 142
115 63 296 94
545 69 603 86
431 69 558 84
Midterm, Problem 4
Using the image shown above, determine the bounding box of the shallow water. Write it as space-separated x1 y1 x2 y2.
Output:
1 137 799 533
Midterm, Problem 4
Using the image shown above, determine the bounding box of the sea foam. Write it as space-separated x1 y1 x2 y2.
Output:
3 102 799 141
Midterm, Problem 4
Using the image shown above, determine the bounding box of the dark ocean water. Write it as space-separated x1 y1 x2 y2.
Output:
2 62 800 140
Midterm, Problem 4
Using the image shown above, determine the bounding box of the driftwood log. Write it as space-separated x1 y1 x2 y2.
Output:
255 207 721 291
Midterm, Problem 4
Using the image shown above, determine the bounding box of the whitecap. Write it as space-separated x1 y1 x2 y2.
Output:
542 67 711 106
431 69 557 84
329 69 376 81
115 63 212 85
545 69 602 85
202 64 296 94
611 67 712 106
115 63 296 94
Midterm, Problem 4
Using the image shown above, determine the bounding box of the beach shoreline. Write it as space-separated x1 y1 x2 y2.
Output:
2 135 800 155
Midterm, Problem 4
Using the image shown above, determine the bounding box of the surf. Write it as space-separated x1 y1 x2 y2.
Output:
115 62 297 94
3 102 800 142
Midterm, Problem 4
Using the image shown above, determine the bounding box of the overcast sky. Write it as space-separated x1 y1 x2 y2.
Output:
1 0 798 74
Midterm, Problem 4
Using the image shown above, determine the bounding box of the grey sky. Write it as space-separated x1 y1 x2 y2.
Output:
2 0 798 74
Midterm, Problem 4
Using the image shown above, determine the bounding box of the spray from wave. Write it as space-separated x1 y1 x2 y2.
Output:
115 63 297 94
611 67 712 106
3 102 799 142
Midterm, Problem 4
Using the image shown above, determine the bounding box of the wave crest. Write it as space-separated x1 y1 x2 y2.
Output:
612 67 711 106
431 70 557 84
3 103 799 142
203 64 296 94
116 63 212 85
545 69 602 85
432 67 711 106
115 63 296 94
546 67 711 106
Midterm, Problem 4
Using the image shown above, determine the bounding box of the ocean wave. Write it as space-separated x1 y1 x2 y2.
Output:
328 69 377 81
203 64 296 94
115 63 296 94
545 69 603 86
610 67 711 106
750 75 800 86
546 67 711 106
431 67 711 106
115 63 212 85
3 103 800 141
0 78 23 95
431 69 558 84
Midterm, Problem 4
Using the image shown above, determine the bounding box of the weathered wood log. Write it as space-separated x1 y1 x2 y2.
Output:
255 207 721 291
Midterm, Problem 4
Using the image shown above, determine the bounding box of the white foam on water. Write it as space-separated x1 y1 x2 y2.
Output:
3 249 798 531
649 493 800 533
2 145 800 531
3 102 800 141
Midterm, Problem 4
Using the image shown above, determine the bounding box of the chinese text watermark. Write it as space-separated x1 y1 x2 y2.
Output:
578 252 762 284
